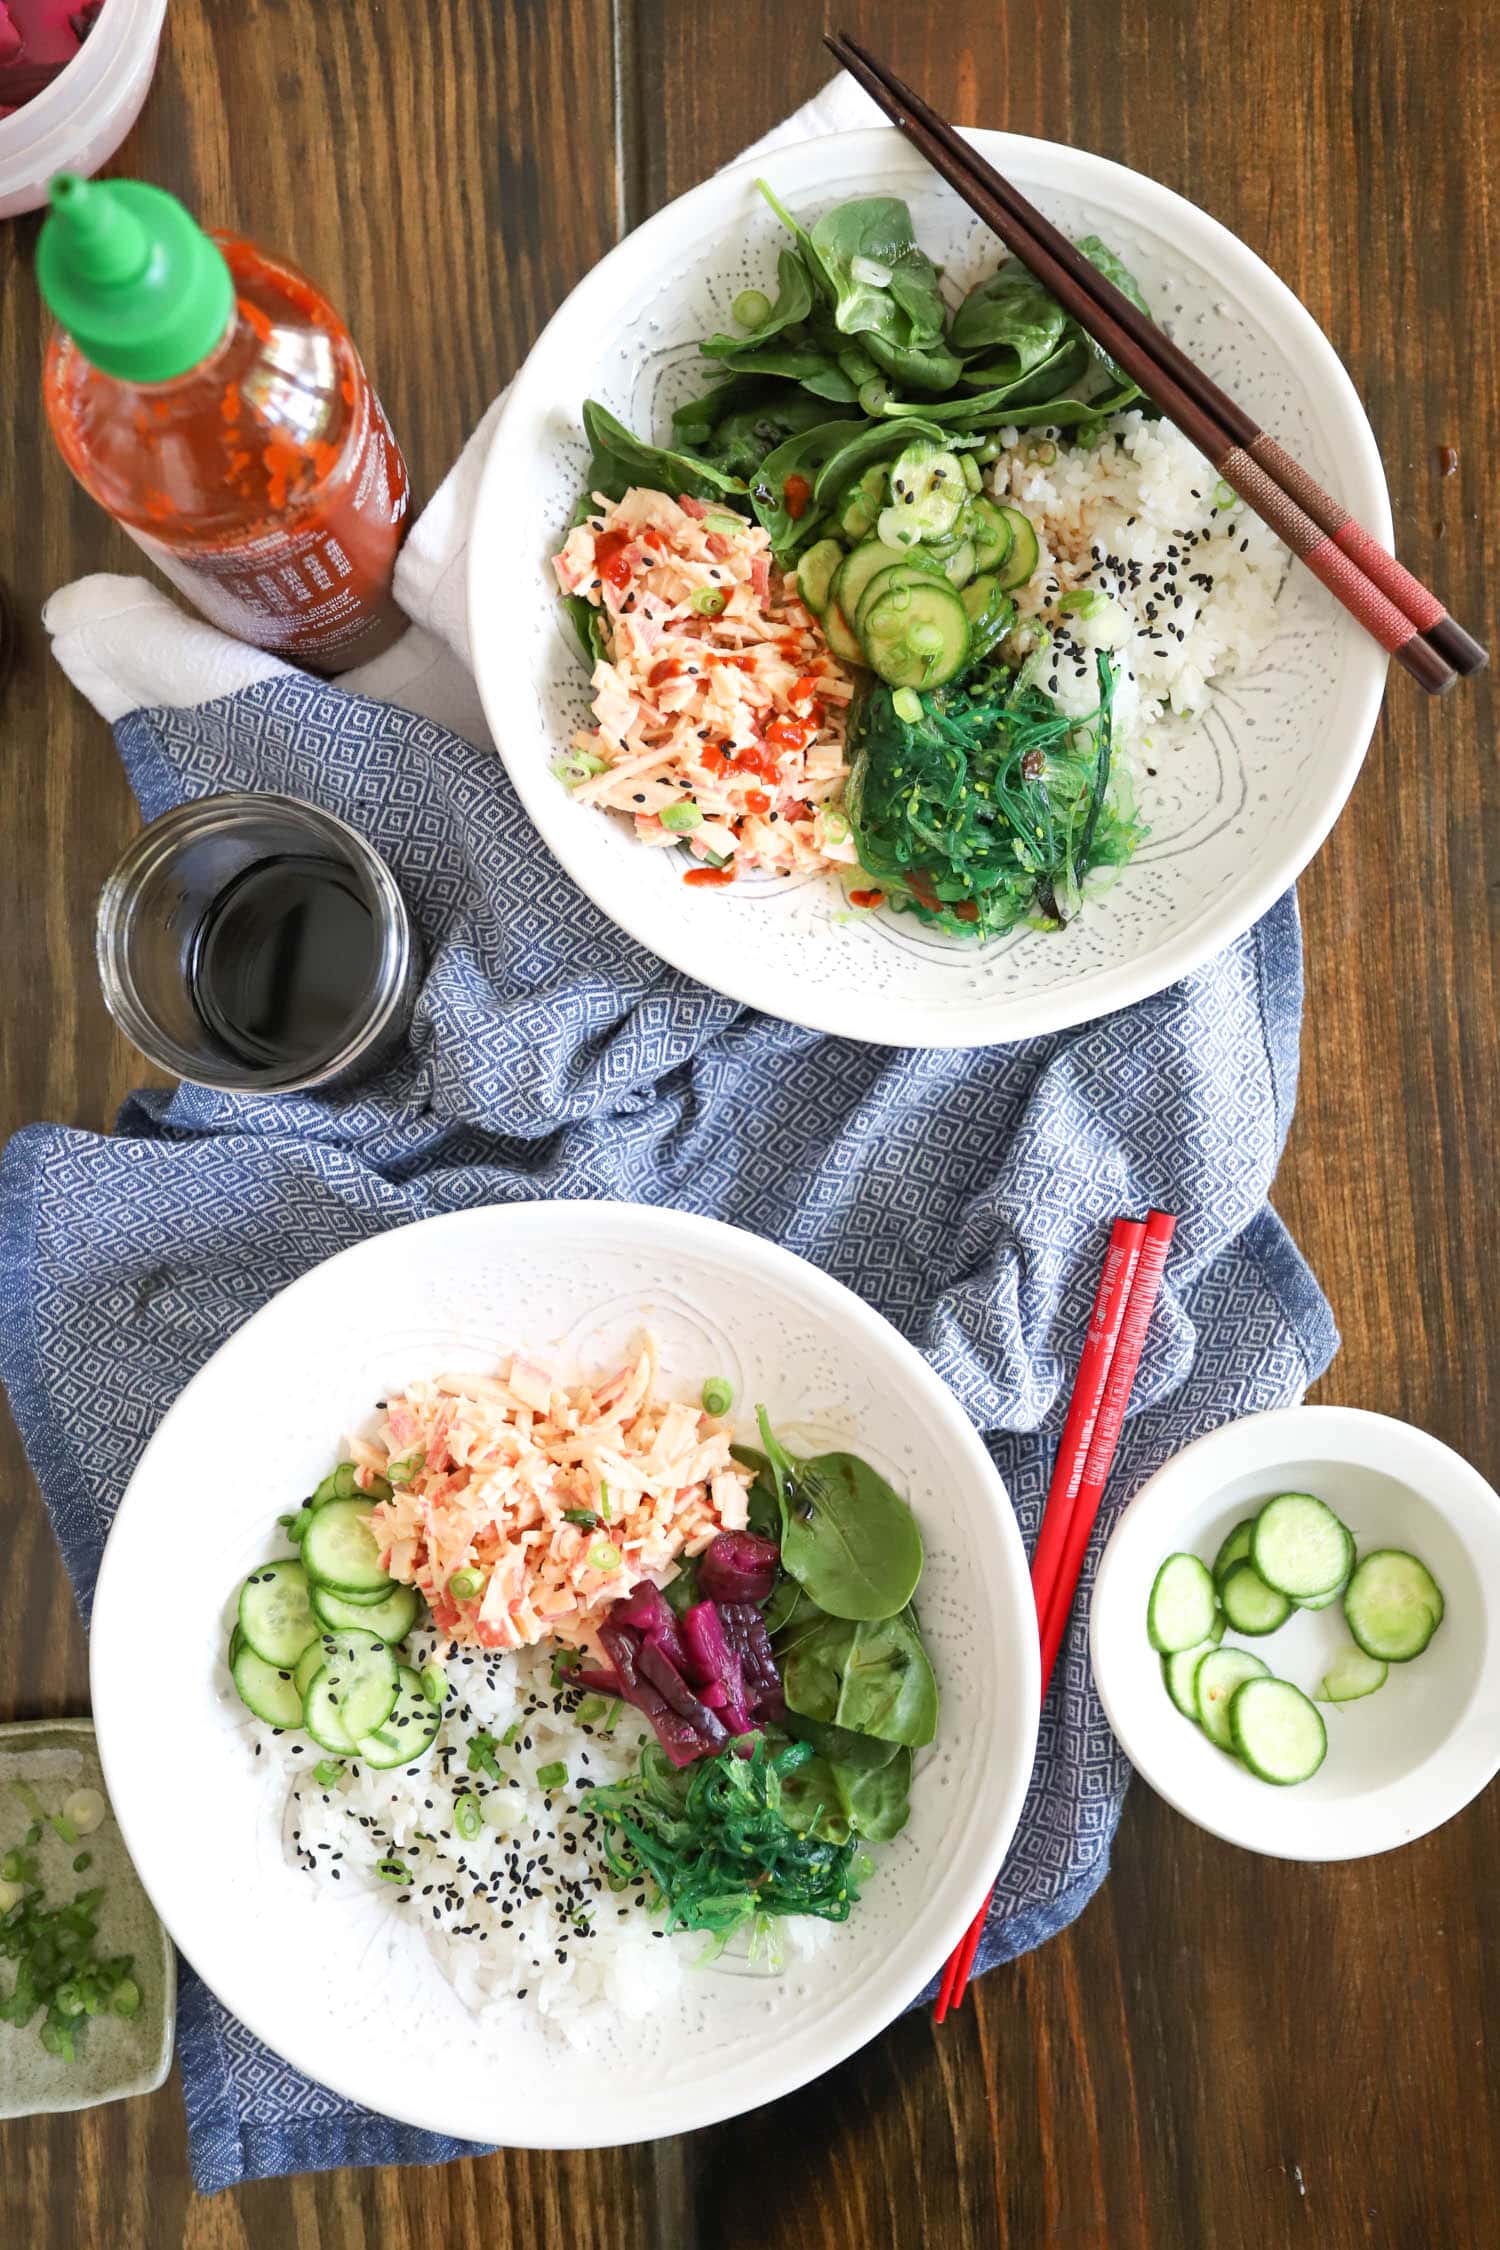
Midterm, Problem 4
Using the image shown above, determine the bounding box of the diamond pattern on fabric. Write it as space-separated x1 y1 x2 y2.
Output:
0 672 1334 2189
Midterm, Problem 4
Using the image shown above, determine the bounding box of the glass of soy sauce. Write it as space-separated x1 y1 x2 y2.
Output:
96 793 422 1093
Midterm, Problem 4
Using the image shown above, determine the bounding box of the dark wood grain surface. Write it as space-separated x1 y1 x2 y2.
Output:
1 3 1495 2244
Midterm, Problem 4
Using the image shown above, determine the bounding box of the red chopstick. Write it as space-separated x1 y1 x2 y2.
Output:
933 1209 1176 2023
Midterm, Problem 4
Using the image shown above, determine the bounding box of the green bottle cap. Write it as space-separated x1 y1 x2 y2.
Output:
36 174 235 383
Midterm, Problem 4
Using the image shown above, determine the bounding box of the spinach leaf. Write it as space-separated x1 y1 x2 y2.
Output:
807 415 959 517
784 1711 900 1772
763 1575 808 1637
755 178 836 301
772 1443 924 1621
697 342 859 404
1074 236 1152 389
808 195 947 346
776 1749 850 1845
838 1746 912 1842
561 488 611 667
700 247 816 356
673 384 835 479
782 1606 938 1748
863 329 965 395
948 261 1069 375
580 399 748 509
661 1556 701 1617
746 416 867 558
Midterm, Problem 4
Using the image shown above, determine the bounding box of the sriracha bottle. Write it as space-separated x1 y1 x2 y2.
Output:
37 173 410 671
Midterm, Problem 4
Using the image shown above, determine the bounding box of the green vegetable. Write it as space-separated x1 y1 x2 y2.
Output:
312 1759 343 1788
781 1606 939 1748
580 398 748 510
701 1376 734 1416
563 1507 599 1529
948 260 1070 377
0 1865 138 2065
599 1481 612 1522
386 1451 424 1487
10 1782 76 1847
658 802 704 831
536 1761 568 1791
375 1858 410 1884
690 587 727 617
467 1731 504 1783
588 1540 622 1573
419 1661 449 1708
756 1408 923 1621
844 652 1138 937
707 252 815 355
585 1738 866 1946
311 1461 361 1507
454 1793 483 1841
801 194 948 350
730 285 775 333
891 687 923 723
575 1695 612 1727
285 1507 310 1545
448 1568 482 1600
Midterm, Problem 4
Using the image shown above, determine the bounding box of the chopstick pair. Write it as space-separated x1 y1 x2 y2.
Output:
931 1209 1176 2024
826 30 1486 696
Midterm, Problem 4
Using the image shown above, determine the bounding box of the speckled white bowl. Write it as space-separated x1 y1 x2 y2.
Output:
470 126 1392 1047
90 1203 1039 2146
1090 1406 1500 1860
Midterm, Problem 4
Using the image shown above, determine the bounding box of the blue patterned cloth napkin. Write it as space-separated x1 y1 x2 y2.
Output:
0 661 1334 2189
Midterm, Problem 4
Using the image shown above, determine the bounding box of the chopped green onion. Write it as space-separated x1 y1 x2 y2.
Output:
960 454 983 494
599 1702 622 1736
111 1978 140 2020
551 1646 581 1689
536 1761 568 1791
313 1759 343 1788
375 1858 410 1884
690 587 727 616
386 1450 424 1487
731 287 772 331
481 1793 524 1832
975 434 1004 464
71 1853 91 1875
1026 439 1058 466
891 687 924 724
0 1848 34 1885
312 1460 361 1506
1058 588 1109 618
575 1695 611 1727
658 802 704 832
448 1567 482 1600
1214 477 1238 509
553 749 610 787
857 376 890 415
704 511 744 535
598 1481 612 1522
454 1793 483 1841
276 1512 294 1531
501 1721 522 1748
821 807 851 845
563 1507 599 1529
467 1731 504 1781
701 1376 734 1416
588 1540 622 1573
419 1661 449 1709
286 1507 310 1544
11 1781 76 1846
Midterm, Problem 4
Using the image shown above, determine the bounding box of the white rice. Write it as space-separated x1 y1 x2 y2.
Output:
261 1632 831 2042
985 410 1286 756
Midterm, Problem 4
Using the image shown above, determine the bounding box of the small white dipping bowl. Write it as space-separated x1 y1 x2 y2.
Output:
1090 1405 1500 1860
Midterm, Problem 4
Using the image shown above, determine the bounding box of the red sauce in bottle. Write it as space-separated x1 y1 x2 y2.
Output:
44 230 411 672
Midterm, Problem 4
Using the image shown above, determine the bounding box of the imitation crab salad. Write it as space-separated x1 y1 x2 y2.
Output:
551 179 1283 937
226 1339 938 2036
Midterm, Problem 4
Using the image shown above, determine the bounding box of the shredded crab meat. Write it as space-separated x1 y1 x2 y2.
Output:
358 1337 751 1652
552 486 859 876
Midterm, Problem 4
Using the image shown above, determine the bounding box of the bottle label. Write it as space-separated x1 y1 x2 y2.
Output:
126 388 411 659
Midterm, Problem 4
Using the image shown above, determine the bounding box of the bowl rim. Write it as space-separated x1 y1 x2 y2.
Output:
88 1199 1042 2145
469 124 1392 1049
1089 1403 1500 1861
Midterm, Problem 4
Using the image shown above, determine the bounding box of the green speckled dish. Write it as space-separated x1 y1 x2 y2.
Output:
0 1717 174 2118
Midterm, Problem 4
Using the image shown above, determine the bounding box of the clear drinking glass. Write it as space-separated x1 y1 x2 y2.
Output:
95 792 421 1093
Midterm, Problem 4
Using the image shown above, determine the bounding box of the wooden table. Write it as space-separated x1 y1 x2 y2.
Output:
1 4 1495 2243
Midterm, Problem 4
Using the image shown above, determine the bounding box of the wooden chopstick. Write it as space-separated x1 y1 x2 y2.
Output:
826 31 1484 695
931 1211 1176 2024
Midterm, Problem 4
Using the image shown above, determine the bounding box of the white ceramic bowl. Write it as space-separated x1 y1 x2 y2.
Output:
470 126 1391 1048
89 1202 1040 2146
1090 1406 1500 1859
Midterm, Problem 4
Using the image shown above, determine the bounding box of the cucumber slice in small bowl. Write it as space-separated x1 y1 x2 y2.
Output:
1216 1559 1292 1636
1194 1647 1269 1750
1228 1676 1327 1784
1316 1644 1389 1704
1212 1517 1256 1582
1146 1553 1218 1653
1161 1612 1225 1719
1250 1492 1354 1601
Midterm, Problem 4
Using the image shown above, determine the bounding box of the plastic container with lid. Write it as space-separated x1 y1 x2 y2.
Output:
0 0 168 218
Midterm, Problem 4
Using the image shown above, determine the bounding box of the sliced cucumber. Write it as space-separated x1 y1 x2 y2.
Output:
1295 1576 1350 1612
228 1622 244 1667
1250 1493 1354 1601
993 505 1040 592
881 439 965 544
312 1579 420 1645
839 463 887 541
796 536 844 617
836 540 922 625
1146 1552 1219 1654
1217 1559 1293 1636
937 536 976 588
1229 1675 1327 1784
859 578 970 690
237 1558 318 1669
231 1643 304 1730
1343 1548 1445 1662
1316 1643 1389 1704
301 1497 390 1595
309 1629 399 1740
293 1640 326 1701
966 496 1014 574
1212 1518 1256 1582
960 575 1016 664
854 560 947 629
1161 1613 1226 1719
818 599 864 666
1194 1647 1269 1749
303 1670 357 1756
355 1666 443 1770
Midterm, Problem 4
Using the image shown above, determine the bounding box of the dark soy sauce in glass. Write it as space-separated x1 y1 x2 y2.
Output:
188 853 379 1070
